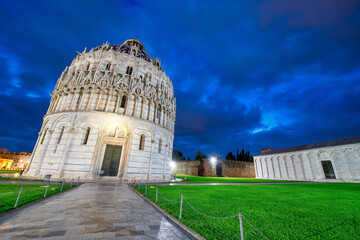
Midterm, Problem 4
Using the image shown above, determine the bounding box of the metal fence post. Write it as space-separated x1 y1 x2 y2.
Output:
77 177 80 185
156 187 158 203
10 177 13 182
239 211 244 240
70 178 73 188
44 184 49 198
138 180 141 190
60 180 64 191
14 185 24 208
179 194 183 219
145 184 147 195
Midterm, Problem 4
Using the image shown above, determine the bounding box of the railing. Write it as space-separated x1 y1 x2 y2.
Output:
131 180 270 240
0 178 80 210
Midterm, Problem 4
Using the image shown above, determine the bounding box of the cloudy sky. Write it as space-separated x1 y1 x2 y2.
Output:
0 0 359 158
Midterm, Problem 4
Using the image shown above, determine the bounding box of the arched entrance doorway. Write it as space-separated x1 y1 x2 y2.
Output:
216 162 223 177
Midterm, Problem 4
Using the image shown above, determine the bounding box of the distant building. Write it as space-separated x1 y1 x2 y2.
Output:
254 136 360 181
25 39 176 181
0 152 31 170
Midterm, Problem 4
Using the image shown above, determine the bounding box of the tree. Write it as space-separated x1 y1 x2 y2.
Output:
225 152 236 160
0 148 9 153
172 149 185 161
195 150 207 176
195 151 207 160
233 148 253 162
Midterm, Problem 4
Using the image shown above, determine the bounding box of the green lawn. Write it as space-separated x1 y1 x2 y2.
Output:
0 170 22 173
136 183 360 239
176 175 296 183
0 176 42 181
0 184 74 214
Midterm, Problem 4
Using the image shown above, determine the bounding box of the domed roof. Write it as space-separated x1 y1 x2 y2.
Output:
92 39 158 66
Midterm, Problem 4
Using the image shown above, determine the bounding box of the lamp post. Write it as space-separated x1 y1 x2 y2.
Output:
210 157 216 165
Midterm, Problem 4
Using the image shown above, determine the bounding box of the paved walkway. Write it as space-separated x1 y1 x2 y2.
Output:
0 183 193 240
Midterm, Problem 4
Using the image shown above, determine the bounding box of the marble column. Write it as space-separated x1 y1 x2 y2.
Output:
283 156 289 179
105 91 111 112
276 157 282 178
147 139 154 180
35 130 54 175
89 130 103 178
58 128 75 177
113 93 120 113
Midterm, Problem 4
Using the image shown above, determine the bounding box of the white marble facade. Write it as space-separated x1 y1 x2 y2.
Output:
254 140 360 182
25 39 175 181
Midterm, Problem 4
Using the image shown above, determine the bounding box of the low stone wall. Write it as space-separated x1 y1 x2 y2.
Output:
172 160 200 175
172 159 255 178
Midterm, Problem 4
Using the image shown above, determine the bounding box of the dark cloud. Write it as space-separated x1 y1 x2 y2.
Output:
0 0 359 158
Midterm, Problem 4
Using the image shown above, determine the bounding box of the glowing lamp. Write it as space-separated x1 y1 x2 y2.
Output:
170 161 176 169
210 157 216 165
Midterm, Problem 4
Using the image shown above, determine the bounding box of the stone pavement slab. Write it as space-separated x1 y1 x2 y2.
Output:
0 182 193 240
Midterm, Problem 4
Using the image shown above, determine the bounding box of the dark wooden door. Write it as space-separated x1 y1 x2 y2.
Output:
101 145 122 176
321 160 336 179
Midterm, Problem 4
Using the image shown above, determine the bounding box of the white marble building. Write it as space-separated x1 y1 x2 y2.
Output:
24 39 176 181
254 136 360 181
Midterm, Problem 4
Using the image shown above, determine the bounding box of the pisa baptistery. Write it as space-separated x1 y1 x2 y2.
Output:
25 39 176 181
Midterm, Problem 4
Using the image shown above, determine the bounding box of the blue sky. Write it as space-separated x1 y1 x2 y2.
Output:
0 0 359 158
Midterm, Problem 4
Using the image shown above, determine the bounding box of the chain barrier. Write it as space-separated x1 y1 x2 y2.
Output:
158 191 181 202
243 216 270 240
0 191 18 206
183 197 239 220
134 184 270 240
23 186 46 194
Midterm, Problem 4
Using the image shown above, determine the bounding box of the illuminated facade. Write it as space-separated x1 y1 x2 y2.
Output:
25 40 176 181
0 152 30 170
254 136 360 182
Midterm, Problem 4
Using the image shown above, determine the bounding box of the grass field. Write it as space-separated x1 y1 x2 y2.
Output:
0 184 73 214
176 175 295 183
136 183 360 239
0 176 41 181
0 170 22 173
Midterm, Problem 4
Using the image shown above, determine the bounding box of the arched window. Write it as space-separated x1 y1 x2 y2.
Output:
83 127 90 145
157 105 161 119
158 139 162 153
126 66 133 75
139 134 145 150
120 96 127 108
106 62 111 71
57 126 65 144
40 129 47 144
76 92 83 109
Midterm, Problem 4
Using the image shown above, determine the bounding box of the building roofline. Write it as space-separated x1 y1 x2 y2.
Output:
256 135 360 156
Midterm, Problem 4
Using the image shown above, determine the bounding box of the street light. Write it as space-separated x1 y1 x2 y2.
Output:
210 157 216 165
170 161 176 169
